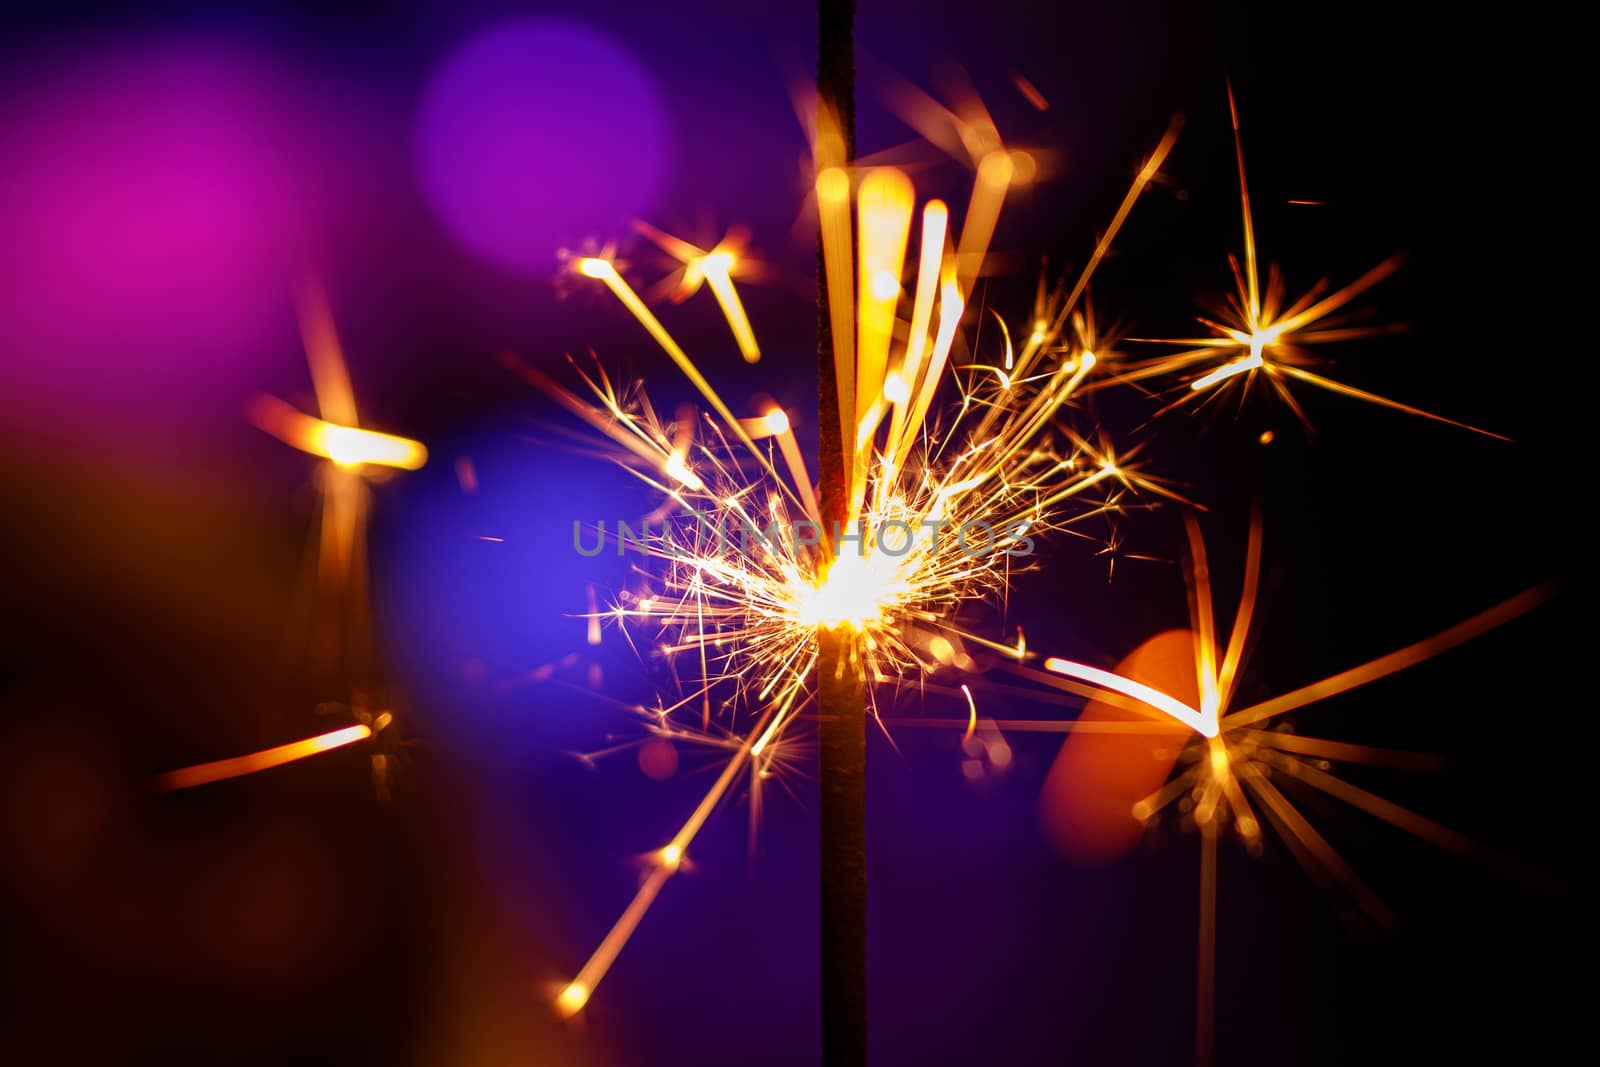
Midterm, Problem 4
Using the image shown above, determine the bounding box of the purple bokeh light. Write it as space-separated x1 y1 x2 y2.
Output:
412 16 671 276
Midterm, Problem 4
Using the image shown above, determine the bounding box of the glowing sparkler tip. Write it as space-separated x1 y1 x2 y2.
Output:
978 149 1015 187
658 843 684 870
250 394 428 471
576 257 616 279
556 982 591 1018
320 424 429 470
816 167 850 203
762 408 790 435
663 452 705 491
1008 149 1038 185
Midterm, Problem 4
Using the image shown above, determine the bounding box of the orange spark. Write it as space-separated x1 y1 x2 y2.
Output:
156 724 373 791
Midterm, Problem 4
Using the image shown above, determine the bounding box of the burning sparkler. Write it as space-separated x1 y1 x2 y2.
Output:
535 75 1185 1016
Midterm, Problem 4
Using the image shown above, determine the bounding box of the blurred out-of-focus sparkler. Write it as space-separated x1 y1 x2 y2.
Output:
980 513 1550 1065
157 285 423 792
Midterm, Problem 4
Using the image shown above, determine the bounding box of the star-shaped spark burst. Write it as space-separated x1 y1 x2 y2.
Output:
1112 86 1506 440
990 512 1551 1065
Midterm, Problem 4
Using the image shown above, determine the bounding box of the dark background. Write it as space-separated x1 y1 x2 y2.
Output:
1 2 1584 1064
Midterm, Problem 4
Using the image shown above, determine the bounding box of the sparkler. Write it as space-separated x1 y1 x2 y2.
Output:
537 67 1184 1019
159 286 424 792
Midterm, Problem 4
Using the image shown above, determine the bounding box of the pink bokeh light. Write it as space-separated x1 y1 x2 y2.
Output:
0 36 327 435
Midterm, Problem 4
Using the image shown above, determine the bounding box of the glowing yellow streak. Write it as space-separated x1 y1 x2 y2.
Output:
295 278 358 427
1042 657 1215 736
1241 771 1391 925
575 259 779 483
1216 514 1263 707
1190 354 1262 391
771 412 822 529
248 395 428 470
975 355 1100 487
696 252 761 363
662 452 703 492
893 271 964 469
558 702 785 1016
817 167 857 479
633 218 707 267
991 308 1015 372
855 168 915 437
900 200 949 394
1016 118 1181 383
1269 256 1402 339
1262 750 1510 863
1227 81 1260 326
955 151 1013 293
500 355 702 490
960 684 978 745
1241 730 1443 771
876 68 980 165
738 412 784 440
1020 454 1111 514
156 724 372 791
1224 584 1552 730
